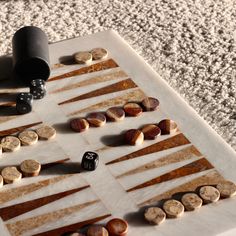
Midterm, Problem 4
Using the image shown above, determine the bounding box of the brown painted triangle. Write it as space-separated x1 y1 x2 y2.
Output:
0 185 89 221
48 59 119 82
41 158 70 170
32 214 112 236
58 78 137 105
0 121 43 137
139 170 225 206
106 133 190 165
127 158 214 192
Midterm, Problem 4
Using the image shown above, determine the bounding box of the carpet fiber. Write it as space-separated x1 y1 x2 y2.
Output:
0 0 235 150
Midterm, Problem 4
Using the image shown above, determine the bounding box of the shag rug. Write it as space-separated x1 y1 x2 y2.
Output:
0 0 236 150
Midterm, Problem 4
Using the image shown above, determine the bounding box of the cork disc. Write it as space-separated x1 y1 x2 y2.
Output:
74 51 92 64
70 118 89 132
123 102 143 117
36 125 56 140
216 181 236 198
0 175 3 188
91 48 108 60
199 186 220 203
141 97 160 111
87 113 106 127
125 129 144 145
141 124 161 140
20 159 41 177
87 225 109 236
1 136 21 152
106 107 125 122
1 166 22 184
158 119 178 135
163 199 184 218
18 130 38 146
181 193 203 211
144 207 166 225
106 218 128 235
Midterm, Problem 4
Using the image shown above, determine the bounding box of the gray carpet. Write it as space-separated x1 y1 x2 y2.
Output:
0 0 236 150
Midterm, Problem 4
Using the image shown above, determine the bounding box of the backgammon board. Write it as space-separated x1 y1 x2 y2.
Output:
0 30 236 236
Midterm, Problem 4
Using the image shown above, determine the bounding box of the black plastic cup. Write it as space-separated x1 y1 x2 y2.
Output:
12 26 50 85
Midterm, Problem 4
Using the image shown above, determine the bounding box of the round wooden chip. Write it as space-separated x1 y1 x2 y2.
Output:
87 225 109 236
70 118 89 132
18 130 38 146
91 48 108 60
125 129 144 145
141 97 160 111
1 136 21 152
141 124 161 140
216 181 236 198
181 193 203 211
123 102 143 117
36 125 56 140
106 218 128 236
87 113 106 127
0 175 3 188
1 166 22 184
106 107 125 122
158 119 177 135
199 186 220 203
144 207 166 225
163 199 184 218
20 159 41 177
74 51 92 64
65 232 85 236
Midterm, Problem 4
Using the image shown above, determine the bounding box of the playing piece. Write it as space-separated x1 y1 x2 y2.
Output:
87 225 109 236
123 102 143 117
91 48 108 60
181 193 203 211
199 186 220 203
216 181 236 198
141 97 160 111
158 119 178 135
74 51 92 64
30 79 46 99
81 151 99 171
1 136 21 152
144 207 166 225
1 166 22 184
20 159 41 177
70 118 89 132
36 125 56 140
141 124 161 140
0 175 3 188
87 112 106 127
125 129 144 145
31 79 46 87
16 92 33 114
18 130 38 145
66 233 85 236
0 145 2 156
106 107 125 122
163 199 184 218
106 218 128 236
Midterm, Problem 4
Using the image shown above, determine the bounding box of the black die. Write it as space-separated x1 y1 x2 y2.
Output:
16 92 33 114
81 151 99 171
30 79 46 99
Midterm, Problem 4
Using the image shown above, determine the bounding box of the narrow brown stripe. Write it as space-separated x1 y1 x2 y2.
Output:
32 214 112 236
139 170 224 206
58 79 137 105
0 101 16 107
41 158 70 170
126 158 214 192
48 59 119 82
106 133 190 165
117 145 202 178
0 185 89 221
0 121 43 137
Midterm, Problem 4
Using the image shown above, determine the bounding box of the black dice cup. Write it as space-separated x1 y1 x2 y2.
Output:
12 26 50 85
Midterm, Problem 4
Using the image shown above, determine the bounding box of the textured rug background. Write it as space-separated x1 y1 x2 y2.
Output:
0 0 236 150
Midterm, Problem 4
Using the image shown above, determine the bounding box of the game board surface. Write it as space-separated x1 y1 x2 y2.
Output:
0 30 236 236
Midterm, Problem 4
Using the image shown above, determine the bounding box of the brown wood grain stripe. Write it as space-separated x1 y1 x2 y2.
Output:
0 121 43 137
58 79 137 105
106 133 190 165
117 145 202 179
48 59 119 82
126 158 214 192
41 158 70 170
0 101 15 107
6 200 99 236
0 185 89 221
32 214 112 236
139 170 224 206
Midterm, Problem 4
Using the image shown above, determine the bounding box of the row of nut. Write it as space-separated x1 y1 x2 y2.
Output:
66 217 128 236
0 125 56 155
144 181 236 225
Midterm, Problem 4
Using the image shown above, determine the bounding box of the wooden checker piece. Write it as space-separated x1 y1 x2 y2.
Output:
1 166 22 184
141 97 160 111
70 118 89 132
106 107 125 122
74 51 92 64
123 102 143 117
0 175 3 188
106 218 128 236
1 136 21 152
91 48 108 60
125 129 144 146
181 193 203 211
144 207 166 225
141 124 161 140
158 119 178 135
87 112 106 127
216 181 236 198
163 199 184 218
36 125 56 140
18 130 38 146
66 233 85 236
20 159 41 177
199 186 220 203
87 225 109 236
